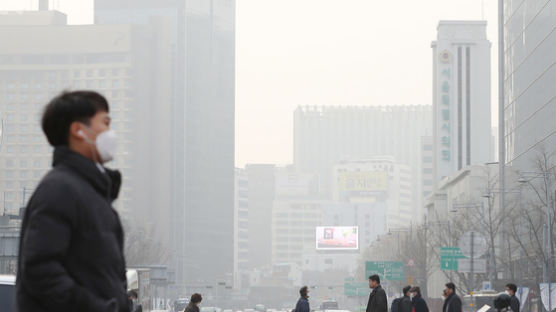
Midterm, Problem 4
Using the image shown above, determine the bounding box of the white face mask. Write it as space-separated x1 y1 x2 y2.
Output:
410 294 415 299
80 128 118 163
95 129 117 163
505 290 511 296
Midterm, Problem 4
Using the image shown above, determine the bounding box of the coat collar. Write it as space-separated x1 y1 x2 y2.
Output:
52 146 121 201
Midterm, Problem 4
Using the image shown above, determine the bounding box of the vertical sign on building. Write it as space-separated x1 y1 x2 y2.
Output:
439 49 452 165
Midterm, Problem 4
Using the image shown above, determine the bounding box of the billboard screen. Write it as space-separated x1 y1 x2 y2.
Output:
337 171 388 194
316 226 359 250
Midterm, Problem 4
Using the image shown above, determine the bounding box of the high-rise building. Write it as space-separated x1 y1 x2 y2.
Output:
0 10 175 221
431 21 492 185
294 105 432 219
245 164 276 270
234 168 249 289
419 136 434 209
95 0 236 285
503 0 556 170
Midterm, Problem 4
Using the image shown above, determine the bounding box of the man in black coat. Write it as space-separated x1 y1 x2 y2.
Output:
442 283 462 312
505 283 520 312
367 275 388 312
16 91 128 312
399 285 413 312
295 286 310 312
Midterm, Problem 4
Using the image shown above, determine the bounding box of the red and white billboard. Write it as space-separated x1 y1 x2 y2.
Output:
316 226 359 250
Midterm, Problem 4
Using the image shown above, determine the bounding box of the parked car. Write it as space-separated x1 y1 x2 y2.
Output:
0 275 16 312
173 298 190 312
320 301 339 310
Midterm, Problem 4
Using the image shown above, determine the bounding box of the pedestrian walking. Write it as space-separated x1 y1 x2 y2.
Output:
442 283 462 312
399 286 413 312
16 91 127 312
185 294 203 312
391 297 401 312
295 286 310 312
505 283 520 312
366 275 388 312
128 290 143 312
410 286 429 312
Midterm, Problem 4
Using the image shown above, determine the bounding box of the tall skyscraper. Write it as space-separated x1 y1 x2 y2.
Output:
294 105 432 219
95 0 236 286
432 21 492 184
503 0 556 170
245 164 276 270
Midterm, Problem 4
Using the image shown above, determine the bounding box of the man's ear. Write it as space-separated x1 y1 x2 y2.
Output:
70 122 87 141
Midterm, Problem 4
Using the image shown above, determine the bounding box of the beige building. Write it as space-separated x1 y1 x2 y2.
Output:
0 10 175 232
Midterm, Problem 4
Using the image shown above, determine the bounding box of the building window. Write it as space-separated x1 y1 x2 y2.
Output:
20 160 27 168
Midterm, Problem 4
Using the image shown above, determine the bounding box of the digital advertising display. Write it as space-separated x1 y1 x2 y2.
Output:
316 226 359 250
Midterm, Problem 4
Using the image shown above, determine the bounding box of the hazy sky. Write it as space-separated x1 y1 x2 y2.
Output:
2 0 499 167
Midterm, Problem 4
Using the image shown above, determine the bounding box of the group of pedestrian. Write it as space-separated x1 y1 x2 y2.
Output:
391 285 428 312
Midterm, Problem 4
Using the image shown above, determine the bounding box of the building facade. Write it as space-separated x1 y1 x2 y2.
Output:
0 11 158 219
95 0 236 285
332 158 413 228
293 105 431 220
432 21 493 185
245 164 276 271
234 168 249 289
503 0 556 170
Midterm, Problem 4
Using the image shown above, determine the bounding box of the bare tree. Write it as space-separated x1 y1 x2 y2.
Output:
507 146 556 283
122 218 169 267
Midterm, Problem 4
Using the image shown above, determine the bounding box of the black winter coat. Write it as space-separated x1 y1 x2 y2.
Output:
510 295 520 312
16 147 128 312
295 297 310 312
367 285 388 312
443 293 462 312
412 295 429 312
399 296 412 312
184 303 200 312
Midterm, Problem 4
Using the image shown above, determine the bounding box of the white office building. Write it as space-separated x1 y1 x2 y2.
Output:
432 21 493 185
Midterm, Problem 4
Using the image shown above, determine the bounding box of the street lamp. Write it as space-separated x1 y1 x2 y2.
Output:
519 171 552 312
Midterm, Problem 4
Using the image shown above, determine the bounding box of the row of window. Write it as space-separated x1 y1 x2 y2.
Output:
3 145 49 154
4 170 44 179
5 159 44 168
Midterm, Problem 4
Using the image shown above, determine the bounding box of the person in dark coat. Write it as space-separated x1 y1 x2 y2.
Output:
391 297 401 312
184 293 202 312
505 283 520 312
367 275 388 312
442 283 462 312
295 286 310 312
399 285 413 312
410 286 429 312
128 290 143 312
494 293 513 312
16 91 128 312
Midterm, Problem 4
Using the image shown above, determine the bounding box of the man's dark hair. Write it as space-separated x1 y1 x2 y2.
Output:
41 90 109 146
300 286 308 297
446 282 456 291
403 285 412 296
506 283 517 293
410 286 421 297
191 293 202 304
369 274 380 284
128 290 138 299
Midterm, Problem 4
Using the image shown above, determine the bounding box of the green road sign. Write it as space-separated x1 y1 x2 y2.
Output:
344 281 371 297
440 247 466 271
365 261 404 281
